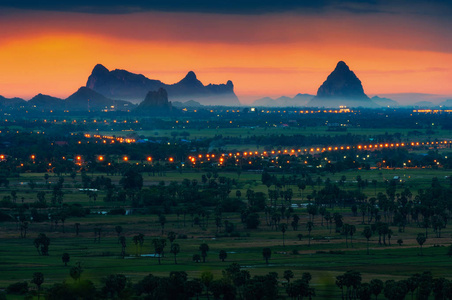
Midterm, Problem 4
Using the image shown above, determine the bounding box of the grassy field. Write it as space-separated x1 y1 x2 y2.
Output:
1 168 452 299
91 126 452 141
1 214 451 296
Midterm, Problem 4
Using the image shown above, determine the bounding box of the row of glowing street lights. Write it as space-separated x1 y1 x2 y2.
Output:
1 140 450 164
83 134 136 144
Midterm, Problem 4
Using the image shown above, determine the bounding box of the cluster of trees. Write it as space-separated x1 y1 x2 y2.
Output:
336 270 452 300
5 264 314 300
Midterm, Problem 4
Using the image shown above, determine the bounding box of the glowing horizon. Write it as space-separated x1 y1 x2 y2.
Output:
0 4 451 104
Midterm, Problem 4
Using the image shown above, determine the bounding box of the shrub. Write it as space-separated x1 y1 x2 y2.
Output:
109 208 126 215
6 281 28 294
0 211 14 222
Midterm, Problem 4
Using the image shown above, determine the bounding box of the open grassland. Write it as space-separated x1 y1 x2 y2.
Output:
1 168 452 299
91 126 452 141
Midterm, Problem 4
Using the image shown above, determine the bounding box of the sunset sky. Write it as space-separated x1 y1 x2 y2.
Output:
0 0 451 104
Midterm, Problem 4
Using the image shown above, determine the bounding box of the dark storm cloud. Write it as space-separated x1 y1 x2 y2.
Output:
0 0 438 14
1 0 327 14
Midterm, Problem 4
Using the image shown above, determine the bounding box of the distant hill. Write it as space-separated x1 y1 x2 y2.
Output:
86 64 240 106
65 87 133 111
0 95 26 108
412 101 435 108
377 93 451 106
370 96 399 107
252 94 313 107
172 100 203 108
28 94 65 110
439 99 452 108
308 61 378 108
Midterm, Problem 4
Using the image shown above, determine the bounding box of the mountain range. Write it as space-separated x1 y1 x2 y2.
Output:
0 88 134 111
250 62 404 108
86 64 240 106
1 62 451 110
252 94 314 107
0 95 27 109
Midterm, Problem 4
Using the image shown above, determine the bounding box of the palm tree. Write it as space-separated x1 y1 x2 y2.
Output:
283 270 294 284
200 271 214 300
170 243 180 264
138 233 144 255
61 253 70 266
159 215 167 234
193 254 201 263
119 236 126 258
280 223 288 247
362 226 372 255
132 235 139 256
152 238 166 264
416 233 426 256
70 265 82 282
114 226 122 244
199 243 209 263
306 221 314 247
32 272 44 300
342 224 350 248
167 231 177 246
263 247 271 265
219 250 227 262
74 223 80 236
370 279 383 300
349 225 356 247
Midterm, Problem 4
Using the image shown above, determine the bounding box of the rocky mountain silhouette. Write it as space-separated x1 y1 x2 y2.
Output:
136 88 172 113
308 61 377 108
86 64 240 106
